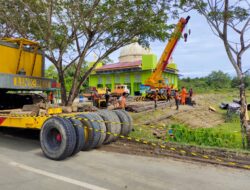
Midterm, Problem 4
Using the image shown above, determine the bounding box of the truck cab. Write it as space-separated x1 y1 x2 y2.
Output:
112 85 130 96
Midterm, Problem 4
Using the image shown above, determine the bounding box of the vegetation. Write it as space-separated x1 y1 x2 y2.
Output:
179 71 250 93
129 89 250 151
180 0 250 149
0 0 177 106
167 123 242 149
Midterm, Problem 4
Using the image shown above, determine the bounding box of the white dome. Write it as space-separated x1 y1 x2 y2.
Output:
119 42 152 62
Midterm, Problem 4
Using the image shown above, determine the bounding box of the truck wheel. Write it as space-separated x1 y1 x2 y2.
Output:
68 118 85 156
119 110 133 132
88 112 106 148
40 117 76 160
97 110 121 143
112 110 130 136
77 113 104 149
76 114 95 151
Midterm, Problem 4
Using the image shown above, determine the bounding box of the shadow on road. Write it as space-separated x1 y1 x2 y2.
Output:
0 127 40 151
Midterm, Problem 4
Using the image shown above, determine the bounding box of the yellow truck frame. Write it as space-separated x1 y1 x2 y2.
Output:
0 38 133 161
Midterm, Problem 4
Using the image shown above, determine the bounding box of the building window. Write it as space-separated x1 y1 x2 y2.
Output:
165 78 169 84
98 76 102 84
106 76 111 84
134 74 141 82
115 75 120 83
124 74 130 83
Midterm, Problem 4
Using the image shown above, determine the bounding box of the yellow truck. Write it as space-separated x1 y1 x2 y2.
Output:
0 38 133 160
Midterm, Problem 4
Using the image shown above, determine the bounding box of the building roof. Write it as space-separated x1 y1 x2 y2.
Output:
119 43 152 62
95 60 142 71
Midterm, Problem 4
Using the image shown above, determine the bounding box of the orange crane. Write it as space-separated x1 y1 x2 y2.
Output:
145 16 190 90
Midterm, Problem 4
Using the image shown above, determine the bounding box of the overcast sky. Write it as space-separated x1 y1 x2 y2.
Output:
108 10 250 78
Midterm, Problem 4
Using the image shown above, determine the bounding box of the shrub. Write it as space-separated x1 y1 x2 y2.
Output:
166 124 242 149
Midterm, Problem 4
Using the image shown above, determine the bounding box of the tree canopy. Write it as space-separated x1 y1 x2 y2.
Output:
0 0 177 105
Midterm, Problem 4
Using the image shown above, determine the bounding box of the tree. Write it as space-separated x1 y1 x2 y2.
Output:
45 65 58 80
0 0 175 105
180 0 250 148
206 71 231 89
232 75 250 89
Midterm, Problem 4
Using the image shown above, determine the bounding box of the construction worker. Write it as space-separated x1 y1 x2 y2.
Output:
92 89 100 107
48 91 54 104
104 88 110 108
118 92 127 110
188 88 193 105
189 88 193 98
166 87 171 102
180 86 187 105
174 89 180 110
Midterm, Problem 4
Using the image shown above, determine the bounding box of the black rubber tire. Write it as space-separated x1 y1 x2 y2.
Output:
97 110 121 143
119 110 133 132
112 110 130 136
68 118 85 156
40 117 76 160
76 114 96 151
82 113 101 148
88 112 106 148
77 113 105 149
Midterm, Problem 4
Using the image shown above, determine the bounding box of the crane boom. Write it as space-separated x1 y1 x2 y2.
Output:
145 16 190 89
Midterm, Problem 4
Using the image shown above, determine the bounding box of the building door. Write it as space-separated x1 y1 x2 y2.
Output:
134 83 141 95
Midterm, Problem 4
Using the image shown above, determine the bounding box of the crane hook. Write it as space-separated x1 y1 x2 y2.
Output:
183 33 188 42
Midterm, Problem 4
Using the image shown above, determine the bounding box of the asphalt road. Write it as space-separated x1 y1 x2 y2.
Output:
0 132 250 190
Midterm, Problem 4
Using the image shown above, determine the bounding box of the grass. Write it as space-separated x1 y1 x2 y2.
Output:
129 121 244 150
129 126 157 142
167 122 243 149
129 90 250 151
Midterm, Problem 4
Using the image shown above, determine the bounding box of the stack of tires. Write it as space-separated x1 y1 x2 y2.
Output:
40 110 133 160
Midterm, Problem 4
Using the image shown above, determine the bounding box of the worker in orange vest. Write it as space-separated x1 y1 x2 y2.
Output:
180 86 187 105
118 92 127 110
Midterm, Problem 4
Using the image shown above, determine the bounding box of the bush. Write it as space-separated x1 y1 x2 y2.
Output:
206 71 231 89
231 75 250 89
166 124 242 149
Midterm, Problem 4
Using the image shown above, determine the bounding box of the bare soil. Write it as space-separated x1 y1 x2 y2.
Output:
98 93 250 169
99 139 250 170
130 95 225 128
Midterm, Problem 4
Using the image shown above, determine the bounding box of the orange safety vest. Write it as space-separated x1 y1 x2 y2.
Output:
181 88 187 104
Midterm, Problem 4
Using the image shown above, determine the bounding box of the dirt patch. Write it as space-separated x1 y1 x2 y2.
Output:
129 95 226 128
99 139 250 170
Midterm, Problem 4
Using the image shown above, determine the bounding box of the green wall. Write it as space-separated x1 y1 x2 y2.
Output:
142 54 157 70
89 54 178 95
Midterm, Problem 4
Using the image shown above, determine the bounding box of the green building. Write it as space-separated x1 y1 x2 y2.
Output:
89 43 178 95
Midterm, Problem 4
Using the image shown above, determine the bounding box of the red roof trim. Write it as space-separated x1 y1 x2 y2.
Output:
96 60 142 71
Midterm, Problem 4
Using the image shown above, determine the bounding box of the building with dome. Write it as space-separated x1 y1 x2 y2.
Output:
88 43 178 95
